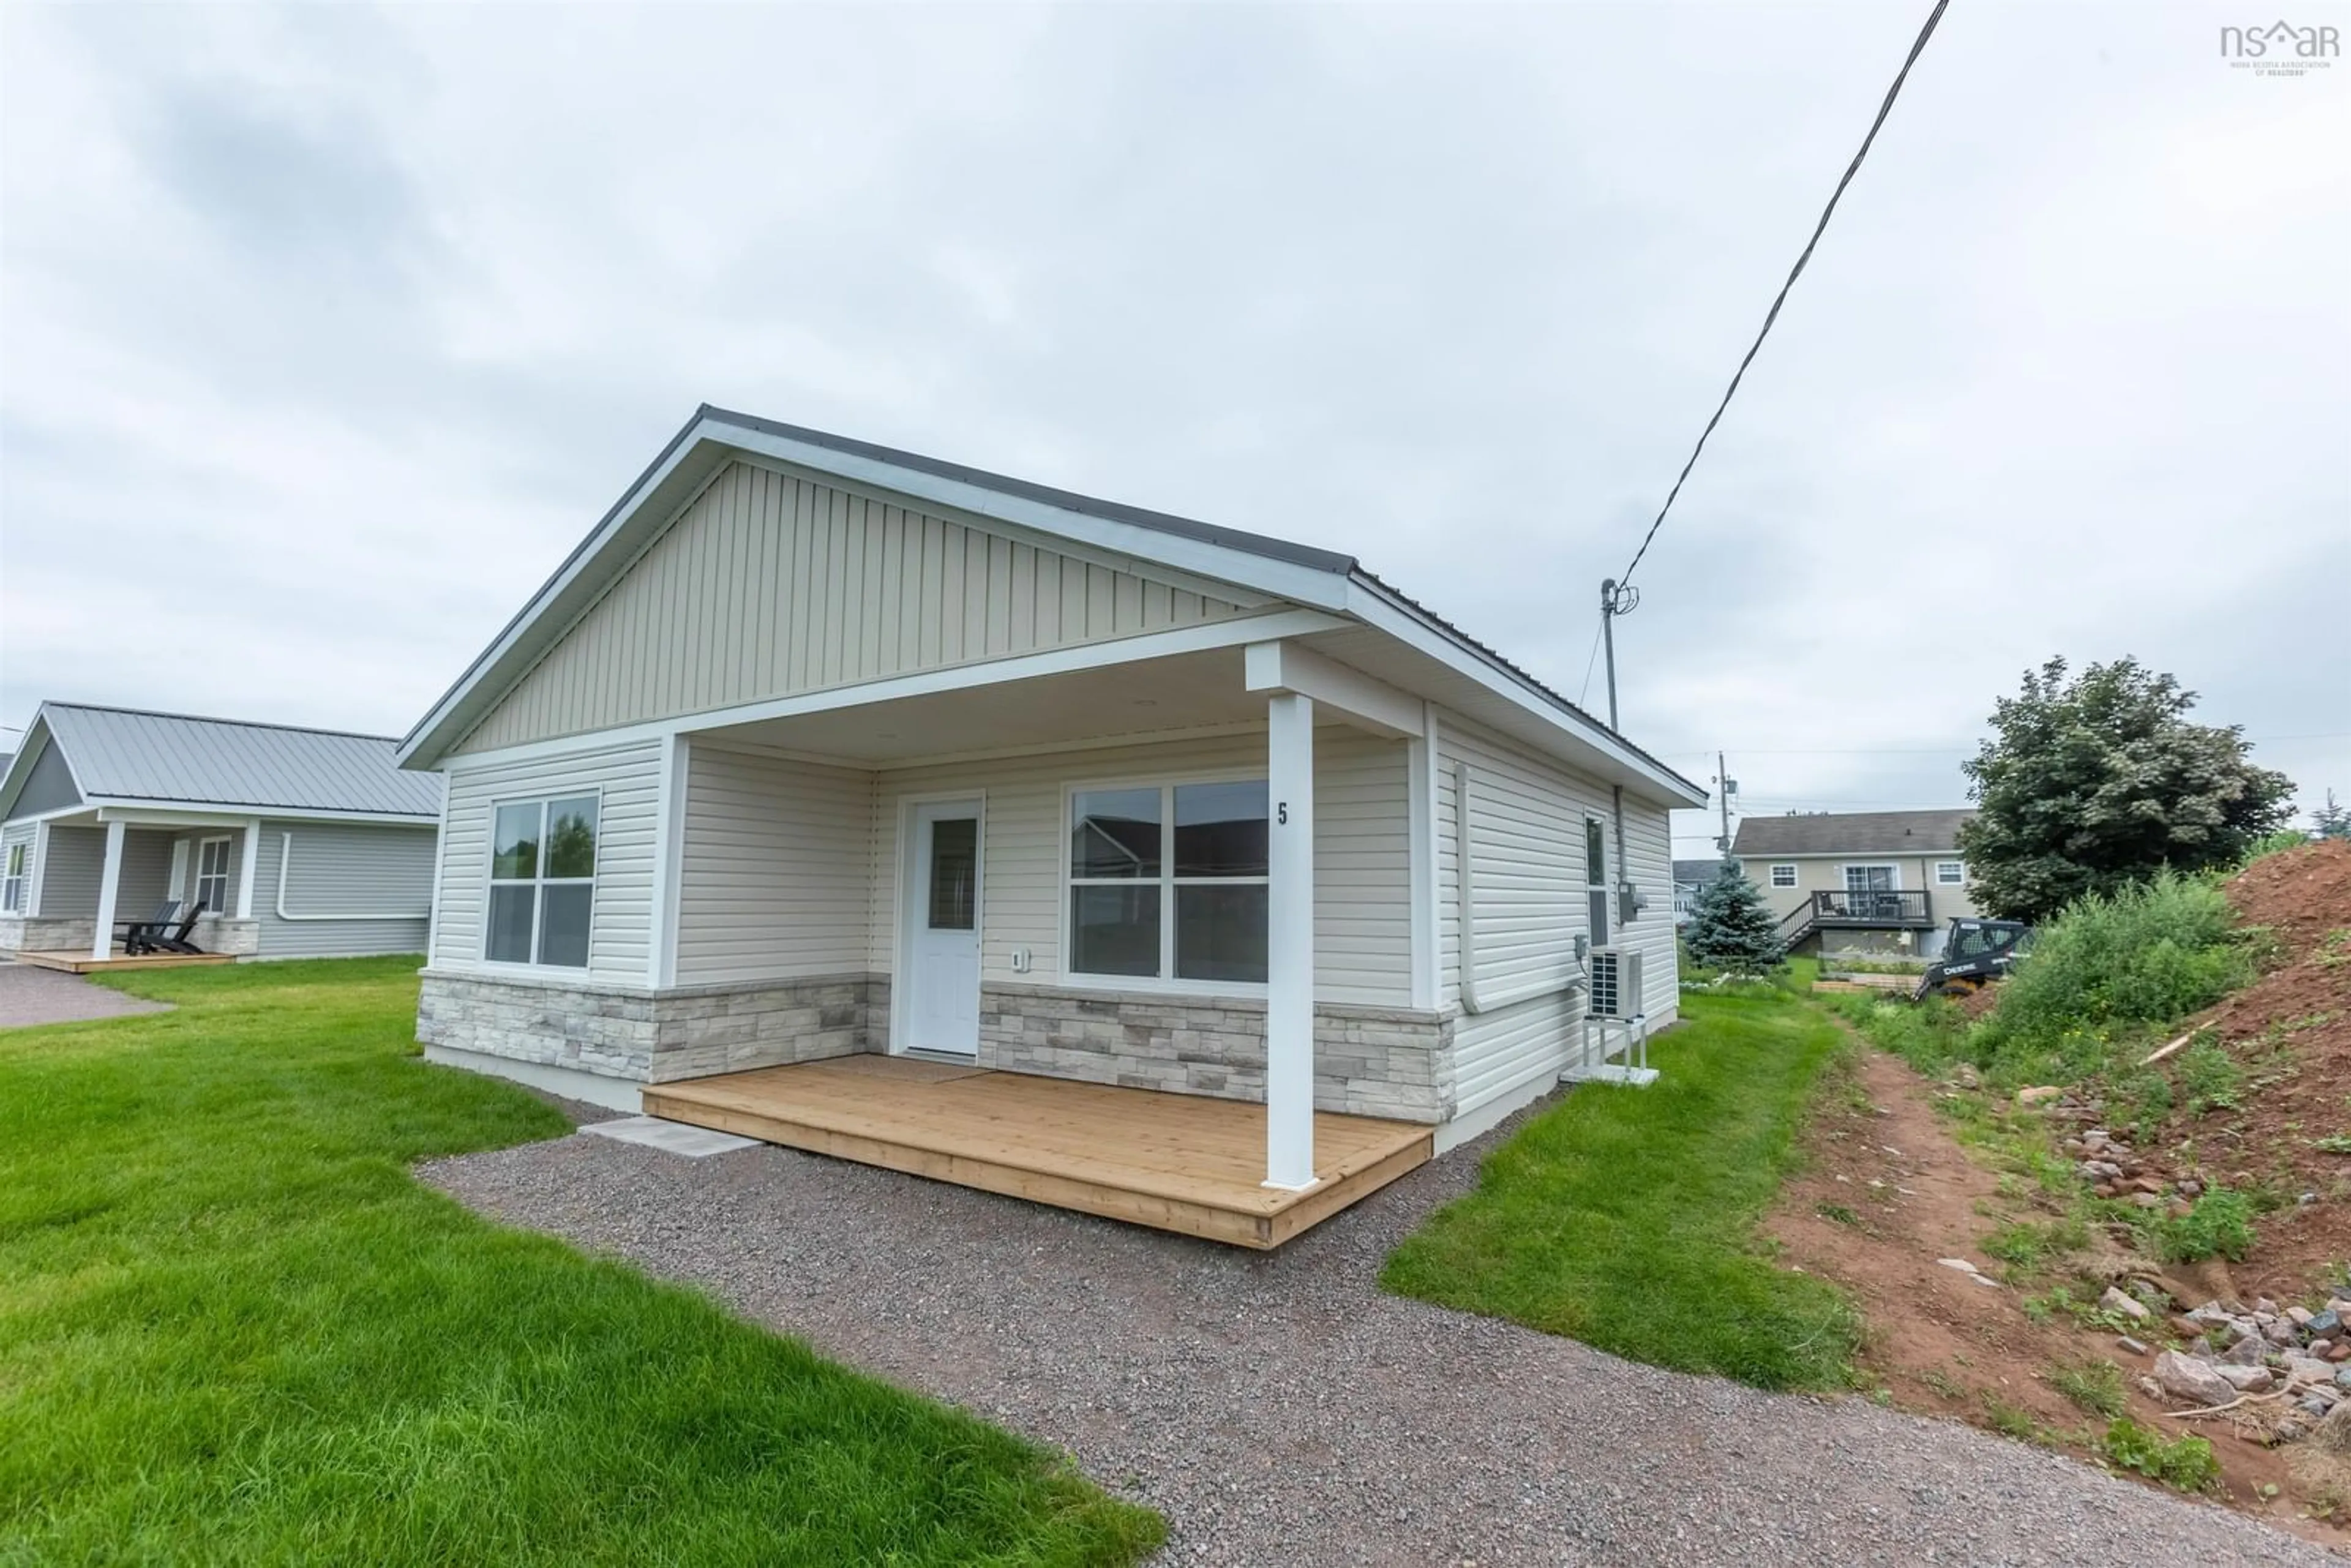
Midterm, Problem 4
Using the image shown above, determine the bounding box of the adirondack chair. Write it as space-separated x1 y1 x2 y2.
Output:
119 899 204 956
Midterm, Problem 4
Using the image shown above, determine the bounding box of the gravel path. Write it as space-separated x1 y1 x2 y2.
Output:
424 1108 2339 1566
0 961 171 1027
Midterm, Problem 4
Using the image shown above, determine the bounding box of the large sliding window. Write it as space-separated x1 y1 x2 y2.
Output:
487 794 599 967
1068 779 1269 986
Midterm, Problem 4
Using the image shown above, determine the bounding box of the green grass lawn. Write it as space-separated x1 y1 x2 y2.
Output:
0 958 1159 1565
1381 978 1859 1391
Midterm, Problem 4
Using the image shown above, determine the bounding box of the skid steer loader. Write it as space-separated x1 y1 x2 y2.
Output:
1911 917 2035 1001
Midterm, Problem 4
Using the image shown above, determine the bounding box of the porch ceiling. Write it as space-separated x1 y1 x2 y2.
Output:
694 645 1286 763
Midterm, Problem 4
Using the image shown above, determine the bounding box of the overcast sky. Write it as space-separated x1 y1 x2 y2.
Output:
3 1 2344 853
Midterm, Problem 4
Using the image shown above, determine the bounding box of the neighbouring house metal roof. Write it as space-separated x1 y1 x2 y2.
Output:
18 703 442 819
1731 809 1975 858
1672 858 1725 885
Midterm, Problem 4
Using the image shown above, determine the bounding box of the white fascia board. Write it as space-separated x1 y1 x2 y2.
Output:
437 607 1350 773
1340 579 1708 809
1738 849 1963 861
6 803 100 827
88 800 440 828
715 422 1351 612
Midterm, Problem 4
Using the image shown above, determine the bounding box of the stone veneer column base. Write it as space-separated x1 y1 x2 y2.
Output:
977 980 1455 1123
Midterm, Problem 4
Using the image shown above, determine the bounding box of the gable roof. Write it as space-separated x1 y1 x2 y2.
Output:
1732 808 1974 858
1672 858 1725 885
0 703 443 822
399 405 1706 808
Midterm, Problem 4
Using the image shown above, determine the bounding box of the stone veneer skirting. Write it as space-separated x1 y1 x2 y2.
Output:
0 915 258 957
417 970 1453 1124
979 981 1455 1123
417 969 883 1085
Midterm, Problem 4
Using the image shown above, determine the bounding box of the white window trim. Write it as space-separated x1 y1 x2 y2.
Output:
1769 863 1798 888
193 835 233 915
1059 771 1271 997
481 787 603 970
1 841 24 912
1842 863 1902 890
1935 860 1965 885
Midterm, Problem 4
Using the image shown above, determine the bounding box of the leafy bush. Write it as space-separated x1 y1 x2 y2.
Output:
2154 1188 2256 1263
2244 828 2311 864
2177 1038 2243 1116
1971 871 2252 1082
2103 1418 2220 1491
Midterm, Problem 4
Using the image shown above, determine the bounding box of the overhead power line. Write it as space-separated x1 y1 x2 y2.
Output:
1614 0 1952 596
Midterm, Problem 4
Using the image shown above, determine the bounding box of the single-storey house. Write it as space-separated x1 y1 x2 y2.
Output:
1733 808 1979 958
400 406 1706 1244
0 703 442 966
1671 857 1722 924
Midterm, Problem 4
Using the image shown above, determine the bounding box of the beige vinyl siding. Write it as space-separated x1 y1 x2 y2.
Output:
1438 714 1679 1116
868 726 1411 1005
253 820 435 958
673 743 874 985
1740 853 1980 926
432 738 664 981
455 460 1250 756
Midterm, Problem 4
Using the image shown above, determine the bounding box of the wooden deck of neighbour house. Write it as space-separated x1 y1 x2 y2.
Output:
642 1054 1434 1249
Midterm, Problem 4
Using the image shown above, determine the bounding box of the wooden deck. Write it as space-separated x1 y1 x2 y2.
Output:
13 949 239 974
643 1056 1435 1249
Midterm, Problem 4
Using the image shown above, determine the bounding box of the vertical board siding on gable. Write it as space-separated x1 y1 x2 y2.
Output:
673 745 874 985
253 820 436 958
1436 715 1681 1116
868 727 1412 1007
432 739 663 981
454 461 1248 755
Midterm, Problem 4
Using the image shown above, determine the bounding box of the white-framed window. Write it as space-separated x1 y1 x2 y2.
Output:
194 836 233 914
1584 816 1610 945
1935 860 1965 886
2 842 24 912
1770 863 1798 888
1843 864 1898 892
487 793 600 968
1067 778 1267 986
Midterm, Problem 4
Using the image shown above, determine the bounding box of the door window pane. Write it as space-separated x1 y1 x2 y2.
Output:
1071 885 1159 976
545 796 599 879
1585 818 1607 885
536 883 593 967
487 884 537 963
927 817 977 931
1173 781 1267 876
1174 883 1267 982
1071 789 1161 878
492 803 542 880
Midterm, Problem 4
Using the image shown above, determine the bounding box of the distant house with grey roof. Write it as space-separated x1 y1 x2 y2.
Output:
1731 808 1979 958
0 703 441 965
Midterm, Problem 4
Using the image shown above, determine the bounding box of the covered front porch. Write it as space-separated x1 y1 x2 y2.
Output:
643 1054 1433 1248
2 808 263 963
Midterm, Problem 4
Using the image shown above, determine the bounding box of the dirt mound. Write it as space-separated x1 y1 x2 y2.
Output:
2196 841 2351 1299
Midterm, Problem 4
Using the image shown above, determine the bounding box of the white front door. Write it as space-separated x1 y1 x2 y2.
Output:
902 800 982 1058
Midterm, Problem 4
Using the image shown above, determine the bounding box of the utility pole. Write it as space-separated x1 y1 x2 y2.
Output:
1597 578 1638 731
1715 751 1736 856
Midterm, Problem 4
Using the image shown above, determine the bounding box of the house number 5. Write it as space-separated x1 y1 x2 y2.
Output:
1277 802 1289 825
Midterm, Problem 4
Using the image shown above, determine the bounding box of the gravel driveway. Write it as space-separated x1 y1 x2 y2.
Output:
0 961 171 1027
424 1104 2338 1566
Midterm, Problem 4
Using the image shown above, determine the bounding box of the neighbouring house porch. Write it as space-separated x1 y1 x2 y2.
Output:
642 1054 1434 1248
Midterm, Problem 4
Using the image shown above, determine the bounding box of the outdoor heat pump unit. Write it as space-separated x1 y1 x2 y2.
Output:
1588 946 1643 1022
1567 946 1658 1089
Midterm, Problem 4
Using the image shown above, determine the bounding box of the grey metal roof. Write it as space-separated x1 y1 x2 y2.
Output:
34 703 442 819
1732 809 1974 857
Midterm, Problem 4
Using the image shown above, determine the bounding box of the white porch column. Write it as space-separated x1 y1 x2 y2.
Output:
646 733 691 988
1264 690 1316 1191
91 819 127 961
235 818 262 919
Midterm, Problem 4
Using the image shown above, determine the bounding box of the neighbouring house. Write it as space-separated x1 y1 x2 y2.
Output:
399 406 1706 1245
0 703 443 967
1671 858 1723 925
1732 808 1979 959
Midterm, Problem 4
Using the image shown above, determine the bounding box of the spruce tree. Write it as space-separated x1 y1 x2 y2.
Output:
1685 858 1787 976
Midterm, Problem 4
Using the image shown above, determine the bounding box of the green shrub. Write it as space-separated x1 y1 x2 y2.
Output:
2177 1038 2243 1116
2243 829 2311 864
2102 1418 2219 1491
2154 1188 2255 1262
1973 872 2252 1082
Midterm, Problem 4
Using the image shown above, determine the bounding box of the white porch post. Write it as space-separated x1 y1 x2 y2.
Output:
647 733 691 988
91 819 127 961
236 818 262 919
1264 690 1316 1191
